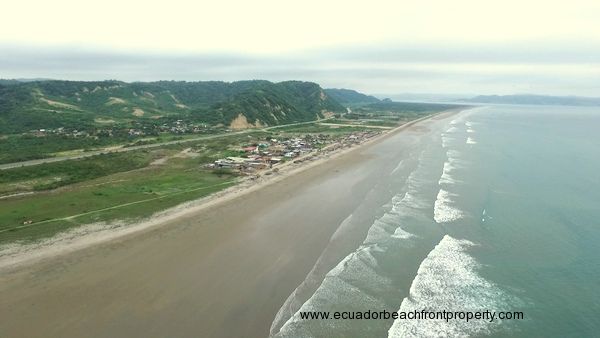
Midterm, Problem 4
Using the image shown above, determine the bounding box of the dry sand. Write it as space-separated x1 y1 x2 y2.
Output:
0 110 460 338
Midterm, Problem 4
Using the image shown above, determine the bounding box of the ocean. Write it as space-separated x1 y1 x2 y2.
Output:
271 105 600 337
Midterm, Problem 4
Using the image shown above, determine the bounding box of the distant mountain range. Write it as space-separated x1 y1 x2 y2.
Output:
462 94 600 106
376 93 468 103
0 80 345 133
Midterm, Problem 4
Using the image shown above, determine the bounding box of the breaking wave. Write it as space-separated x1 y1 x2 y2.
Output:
388 235 521 338
438 158 463 185
441 135 453 148
433 189 464 223
273 150 435 337
391 159 405 175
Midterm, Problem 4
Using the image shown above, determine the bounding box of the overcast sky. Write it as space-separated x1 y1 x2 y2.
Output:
2 0 600 96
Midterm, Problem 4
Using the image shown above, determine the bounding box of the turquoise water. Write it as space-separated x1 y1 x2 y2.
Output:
454 105 600 337
272 105 600 337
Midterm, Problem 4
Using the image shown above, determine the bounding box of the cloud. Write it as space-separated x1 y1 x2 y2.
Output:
1 42 599 97
2 1 599 96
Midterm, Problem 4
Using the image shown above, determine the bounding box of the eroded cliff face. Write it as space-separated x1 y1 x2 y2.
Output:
229 113 263 129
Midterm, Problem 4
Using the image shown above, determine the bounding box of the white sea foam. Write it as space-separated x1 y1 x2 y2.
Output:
465 121 474 127
467 137 477 144
275 158 434 336
446 149 463 160
388 235 520 338
277 246 392 337
391 159 405 175
438 172 454 185
441 135 452 148
391 227 414 239
433 189 464 223
438 160 458 185
467 127 475 133
438 148 467 186
445 126 460 133
364 218 398 244
394 191 429 211
391 193 405 206
365 189 422 243
273 150 435 337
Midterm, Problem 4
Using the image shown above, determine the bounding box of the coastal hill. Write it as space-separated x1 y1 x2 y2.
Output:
324 88 380 106
0 80 345 133
462 94 600 106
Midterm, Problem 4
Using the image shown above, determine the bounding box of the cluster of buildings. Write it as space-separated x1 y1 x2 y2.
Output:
31 127 89 137
210 131 380 174
210 136 324 172
154 120 209 134
122 120 211 137
29 120 211 139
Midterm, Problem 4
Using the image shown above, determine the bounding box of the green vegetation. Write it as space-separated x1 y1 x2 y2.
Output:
349 101 461 121
0 130 277 243
0 80 345 135
0 133 143 164
0 151 156 192
0 82 464 245
0 165 237 244
0 125 373 243
0 80 346 164
324 88 380 106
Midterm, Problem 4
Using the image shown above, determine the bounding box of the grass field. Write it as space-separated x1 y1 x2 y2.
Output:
0 130 230 165
0 131 275 243
0 107 449 245
0 128 322 243
0 159 237 244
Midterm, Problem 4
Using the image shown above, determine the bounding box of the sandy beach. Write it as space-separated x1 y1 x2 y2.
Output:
0 110 460 338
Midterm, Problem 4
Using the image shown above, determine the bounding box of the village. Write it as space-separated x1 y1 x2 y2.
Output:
209 130 381 175
28 119 212 139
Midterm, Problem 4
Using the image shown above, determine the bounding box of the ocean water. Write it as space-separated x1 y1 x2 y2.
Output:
271 105 600 337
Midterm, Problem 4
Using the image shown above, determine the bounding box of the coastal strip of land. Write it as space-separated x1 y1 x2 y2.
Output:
0 120 328 170
0 109 463 338
0 110 453 271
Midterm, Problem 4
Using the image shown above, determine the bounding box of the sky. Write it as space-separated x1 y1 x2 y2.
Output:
1 0 600 96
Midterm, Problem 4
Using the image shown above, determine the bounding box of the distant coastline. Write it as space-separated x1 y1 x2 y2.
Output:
460 94 600 107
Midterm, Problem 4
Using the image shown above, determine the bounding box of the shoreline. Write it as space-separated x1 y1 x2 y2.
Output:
0 109 459 272
0 108 465 338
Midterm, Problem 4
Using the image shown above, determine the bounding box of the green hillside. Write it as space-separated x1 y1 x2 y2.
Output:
324 88 380 106
0 80 345 134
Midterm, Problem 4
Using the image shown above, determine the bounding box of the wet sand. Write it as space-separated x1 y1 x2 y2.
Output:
0 111 458 338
